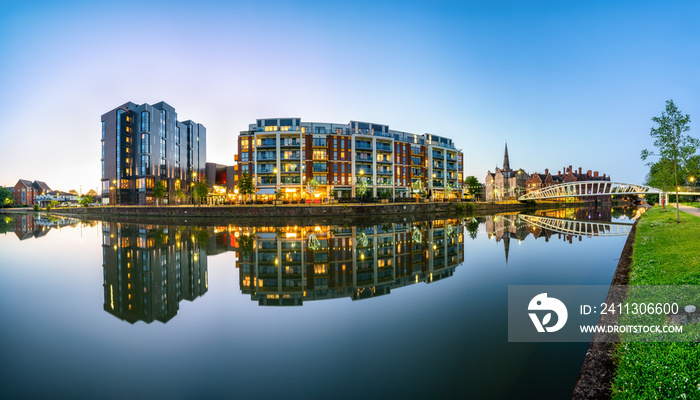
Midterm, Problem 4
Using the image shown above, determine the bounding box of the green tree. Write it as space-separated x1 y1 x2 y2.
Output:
463 176 481 201
79 195 94 207
194 179 209 206
175 188 184 205
0 187 12 208
641 100 699 222
153 180 166 206
238 172 255 202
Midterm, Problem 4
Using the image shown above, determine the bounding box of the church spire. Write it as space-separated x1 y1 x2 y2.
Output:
503 142 510 171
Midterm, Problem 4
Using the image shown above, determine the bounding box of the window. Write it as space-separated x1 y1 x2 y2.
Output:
176 126 180 145
312 138 326 147
160 109 166 138
141 111 150 132
241 153 249 162
334 164 338 173
141 133 150 153
312 162 327 173
101 121 105 139
313 149 326 160
161 138 166 160
101 161 105 179
141 155 150 175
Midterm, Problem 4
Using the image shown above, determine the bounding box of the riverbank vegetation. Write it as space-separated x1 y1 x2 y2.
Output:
611 206 700 399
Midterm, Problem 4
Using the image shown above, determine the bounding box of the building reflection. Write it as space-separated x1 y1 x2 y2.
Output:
9 213 80 240
484 207 641 262
231 219 465 306
101 223 208 323
98 207 640 318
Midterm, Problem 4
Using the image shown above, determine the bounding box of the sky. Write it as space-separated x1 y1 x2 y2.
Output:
1 0 699 193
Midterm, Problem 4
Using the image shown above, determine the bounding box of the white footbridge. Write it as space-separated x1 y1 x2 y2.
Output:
518 181 667 201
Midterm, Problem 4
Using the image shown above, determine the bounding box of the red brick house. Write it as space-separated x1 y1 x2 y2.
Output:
12 179 51 206
526 166 611 201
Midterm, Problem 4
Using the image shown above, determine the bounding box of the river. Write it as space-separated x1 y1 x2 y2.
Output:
0 206 642 399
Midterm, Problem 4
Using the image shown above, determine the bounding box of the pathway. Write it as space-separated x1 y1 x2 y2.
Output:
675 204 700 217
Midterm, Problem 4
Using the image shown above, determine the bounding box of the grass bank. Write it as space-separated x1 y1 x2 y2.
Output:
611 206 700 399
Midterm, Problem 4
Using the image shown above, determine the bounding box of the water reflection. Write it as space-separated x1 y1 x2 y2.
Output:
484 207 641 262
101 223 208 323
234 219 465 306
96 207 641 322
2 213 81 239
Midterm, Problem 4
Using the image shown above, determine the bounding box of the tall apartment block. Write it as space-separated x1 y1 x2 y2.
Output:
235 119 463 200
101 101 206 205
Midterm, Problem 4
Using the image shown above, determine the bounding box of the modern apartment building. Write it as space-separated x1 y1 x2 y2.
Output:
101 101 206 205
234 119 463 201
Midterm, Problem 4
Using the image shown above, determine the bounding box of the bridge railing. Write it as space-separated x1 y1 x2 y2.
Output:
518 181 662 201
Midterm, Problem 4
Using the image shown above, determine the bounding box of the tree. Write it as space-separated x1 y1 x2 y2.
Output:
69 189 78 195
85 189 98 197
463 176 481 201
641 100 699 223
175 188 184 204
0 187 12 208
195 179 209 206
79 195 94 207
238 172 255 202
153 180 166 206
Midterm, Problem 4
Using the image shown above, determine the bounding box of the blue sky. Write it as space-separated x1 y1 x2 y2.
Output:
1 0 699 192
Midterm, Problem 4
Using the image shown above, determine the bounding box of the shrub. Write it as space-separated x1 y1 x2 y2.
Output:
46 204 51 212
32 204 39 211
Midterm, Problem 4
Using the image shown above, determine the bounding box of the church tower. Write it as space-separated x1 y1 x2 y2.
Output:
503 143 511 171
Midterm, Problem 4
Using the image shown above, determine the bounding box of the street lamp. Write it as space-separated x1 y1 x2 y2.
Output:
359 169 364 204
273 167 278 209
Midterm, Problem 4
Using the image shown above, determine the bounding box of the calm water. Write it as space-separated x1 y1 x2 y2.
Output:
0 207 641 399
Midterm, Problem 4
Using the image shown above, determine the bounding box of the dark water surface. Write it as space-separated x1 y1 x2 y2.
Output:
0 207 641 399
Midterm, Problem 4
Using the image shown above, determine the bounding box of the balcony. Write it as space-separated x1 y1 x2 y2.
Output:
447 163 457 170
376 144 392 152
280 177 301 184
377 157 392 164
355 142 372 150
432 152 444 160
257 154 278 161
257 140 277 148
280 140 301 147
355 156 373 163
376 169 392 175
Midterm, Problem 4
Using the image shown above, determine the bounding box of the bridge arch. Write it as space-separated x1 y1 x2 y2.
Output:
518 181 661 201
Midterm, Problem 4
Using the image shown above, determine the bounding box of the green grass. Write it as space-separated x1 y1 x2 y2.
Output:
611 206 700 399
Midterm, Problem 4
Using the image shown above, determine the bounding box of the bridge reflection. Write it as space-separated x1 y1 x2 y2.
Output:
484 207 641 262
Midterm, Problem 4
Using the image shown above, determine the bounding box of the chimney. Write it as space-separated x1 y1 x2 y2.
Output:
569 165 573 174
587 170 592 177
545 168 549 175
594 171 599 178
558 170 561 175
578 167 582 175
